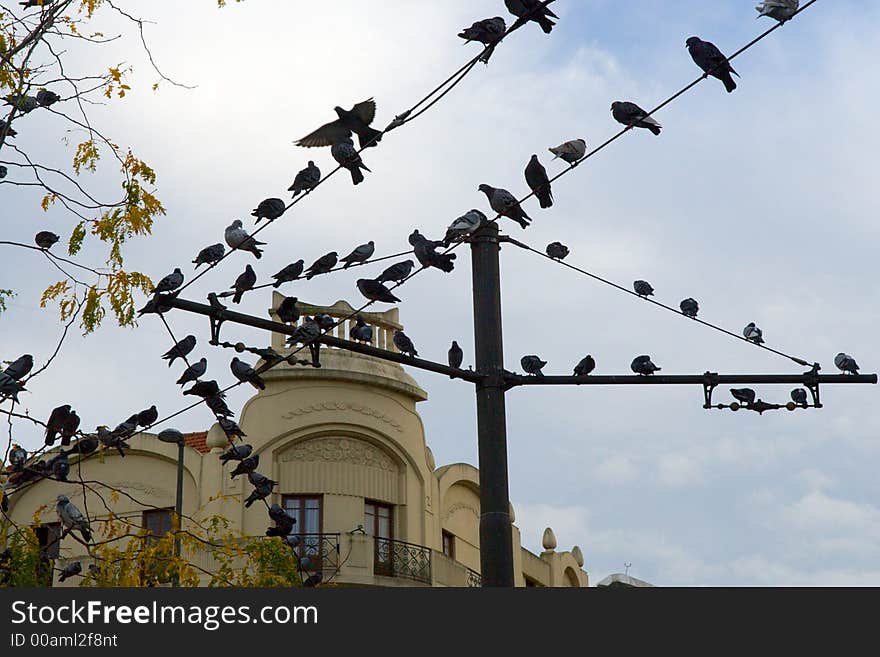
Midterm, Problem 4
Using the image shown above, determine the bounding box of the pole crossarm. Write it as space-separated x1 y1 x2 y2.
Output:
503 373 878 388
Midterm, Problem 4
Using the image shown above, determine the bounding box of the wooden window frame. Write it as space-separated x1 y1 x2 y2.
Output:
442 530 456 561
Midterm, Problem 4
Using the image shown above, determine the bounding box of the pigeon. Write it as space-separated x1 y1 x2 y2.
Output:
478 184 531 229
9 444 27 470
3 354 33 380
546 242 569 260
633 280 654 298
136 294 173 317
521 355 547 376
244 471 277 508
56 495 91 542
272 261 305 288
49 452 70 481
574 355 596 376
231 264 257 304
680 298 699 318
230 454 259 479
341 241 375 268
834 353 859 375
266 503 296 536
58 561 82 583
276 296 301 324
0 378 25 402
34 231 60 249
65 432 98 456
225 220 266 259
296 99 383 150
743 322 764 344
444 210 486 245
303 573 323 587
790 388 808 406
357 278 400 303
206 394 235 418
192 243 225 269
0 120 17 138
305 252 338 279
287 317 321 347
393 330 418 357
631 355 661 376
176 357 207 386
289 161 321 198
59 410 80 447
36 89 61 107
376 260 416 284
136 405 158 427
410 230 457 272
220 443 252 464
161 335 196 367
448 341 463 373
152 267 184 294
730 388 757 406
331 139 371 185
314 314 336 331
549 139 587 165
184 380 223 398
611 101 662 135
686 37 739 93
0 165 6 179
756 0 799 23
349 315 374 344
112 415 139 440
524 155 553 209
218 418 246 440
251 198 286 225
506 0 557 34
97 425 128 457
458 16 506 63
4 94 38 113
231 357 266 390
45 404 72 446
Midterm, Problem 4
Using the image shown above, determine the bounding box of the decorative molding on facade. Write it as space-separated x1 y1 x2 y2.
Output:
279 437 395 471
281 402 404 433
442 502 480 521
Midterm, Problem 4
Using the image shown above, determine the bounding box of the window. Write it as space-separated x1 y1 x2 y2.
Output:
143 509 174 543
284 496 323 566
442 531 455 560
33 523 61 586
365 500 394 576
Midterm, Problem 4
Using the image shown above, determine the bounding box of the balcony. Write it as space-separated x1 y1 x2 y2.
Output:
373 537 432 584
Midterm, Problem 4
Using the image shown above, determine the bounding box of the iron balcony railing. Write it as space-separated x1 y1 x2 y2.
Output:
288 533 340 573
373 537 431 584
466 567 482 588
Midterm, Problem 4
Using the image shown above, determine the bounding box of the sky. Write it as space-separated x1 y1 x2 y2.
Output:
2 0 879 586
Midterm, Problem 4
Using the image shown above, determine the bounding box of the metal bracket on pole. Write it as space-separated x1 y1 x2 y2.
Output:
803 362 823 408
702 372 719 409
207 293 228 346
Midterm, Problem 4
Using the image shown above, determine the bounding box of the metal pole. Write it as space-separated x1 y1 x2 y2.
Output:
173 440 184 583
470 223 515 587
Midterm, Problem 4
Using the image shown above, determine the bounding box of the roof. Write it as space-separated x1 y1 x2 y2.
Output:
596 573 655 588
184 431 210 454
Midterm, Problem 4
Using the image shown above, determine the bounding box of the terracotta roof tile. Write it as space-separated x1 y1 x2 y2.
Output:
184 431 209 454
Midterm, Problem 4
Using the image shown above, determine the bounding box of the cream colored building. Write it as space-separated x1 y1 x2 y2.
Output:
4 296 588 588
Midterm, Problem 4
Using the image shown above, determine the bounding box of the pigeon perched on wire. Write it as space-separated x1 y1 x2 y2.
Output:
225 220 265 259
611 101 662 135
176 357 207 386
289 161 321 198
252 198 286 224
58 561 82 583
65 432 98 457
296 99 383 150
444 210 486 245
9 444 27 470
207 394 235 418
45 404 72 446
231 357 266 390
229 454 259 479
266 503 296 537
231 264 257 304
0 378 25 402
3 354 33 381
680 298 699 318
357 278 400 304
112 414 139 441
686 37 739 93
315 314 336 332
834 353 859 375
34 231 60 250
272 261 305 288
220 444 253 465
36 89 61 107
276 296 301 324
184 380 223 399
458 16 506 63
790 388 808 406
152 267 184 294
218 417 246 440
525 155 553 209
506 0 557 34
409 230 456 273
59 410 80 447
135 405 158 427
305 252 338 279
342 241 375 268
478 184 531 229
546 242 569 260
4 94 38 113
97 425 129 457
756 0 799 23
287 316 321 346
136 294 174 317
448 341 463 375
631 355 661 376
192 243 225 270
161 335 196 367
350 315 373 344
574 355 596 376
0 165 6 179
549 139 587 165
743 322 764 344
49 452 70 481
730 388 756 405
521 355 547 376
56 495 91 542
245 471 277 508
393 330 418 357
377 260 415 284
331 138 371 185
633 280 654 298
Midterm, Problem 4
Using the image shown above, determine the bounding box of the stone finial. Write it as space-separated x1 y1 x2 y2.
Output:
542 527 557 551
571 545 584 567
205 422 229 451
